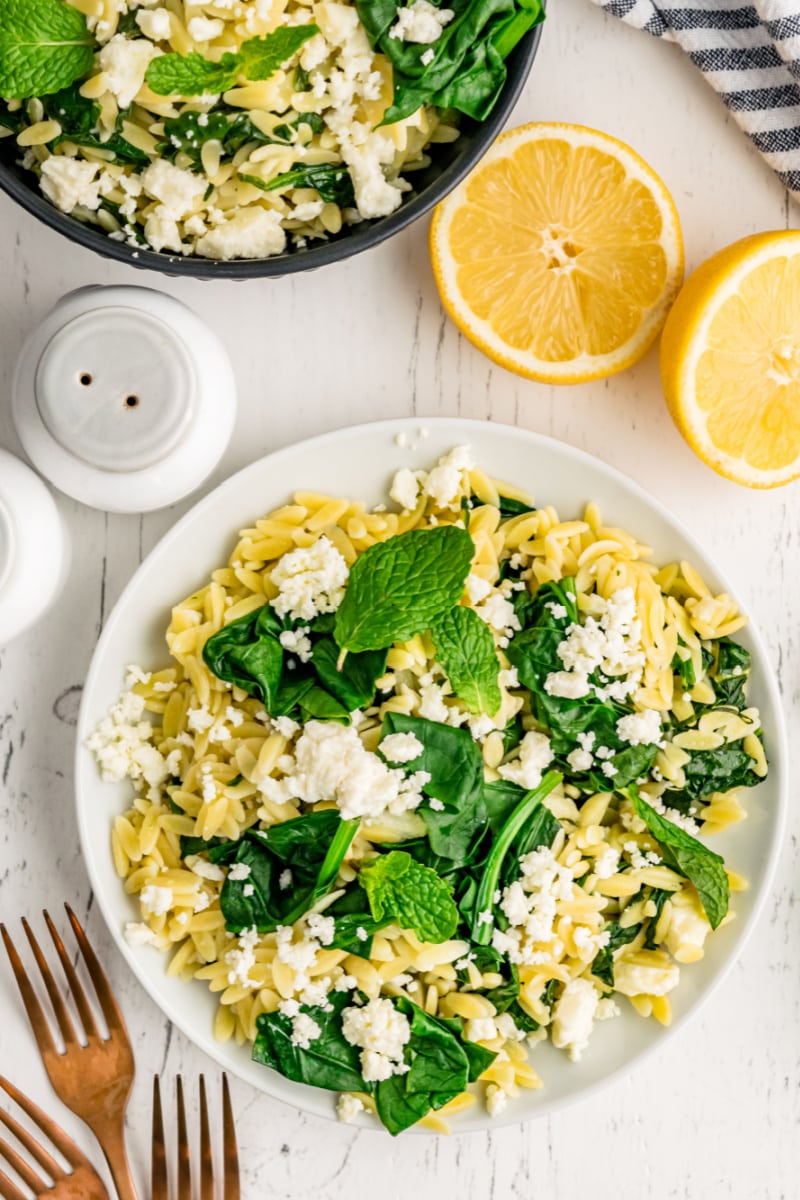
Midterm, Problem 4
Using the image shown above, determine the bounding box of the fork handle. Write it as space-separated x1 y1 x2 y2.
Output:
89 1115 139 1200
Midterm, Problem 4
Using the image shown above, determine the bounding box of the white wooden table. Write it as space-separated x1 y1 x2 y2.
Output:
0 1 797 1196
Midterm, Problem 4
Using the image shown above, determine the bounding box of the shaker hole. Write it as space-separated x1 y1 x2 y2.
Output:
124 395 140 409
79 373 93 386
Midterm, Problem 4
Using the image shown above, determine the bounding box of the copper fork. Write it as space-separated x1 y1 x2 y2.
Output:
0 906 137 1200
0 1075 108 1199
151 1076 240 1200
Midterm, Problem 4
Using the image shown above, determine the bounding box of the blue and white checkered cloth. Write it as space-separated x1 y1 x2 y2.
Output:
588 0 800 197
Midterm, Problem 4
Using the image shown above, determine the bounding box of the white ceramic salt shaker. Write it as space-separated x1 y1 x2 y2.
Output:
12 286 237 513
0 448 70 644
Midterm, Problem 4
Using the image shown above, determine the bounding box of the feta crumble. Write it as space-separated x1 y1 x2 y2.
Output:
389 0 455 43
342 997 411 1082
270 536 349 622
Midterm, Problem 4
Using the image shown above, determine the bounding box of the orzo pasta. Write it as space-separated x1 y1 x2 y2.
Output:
90 445 766 1133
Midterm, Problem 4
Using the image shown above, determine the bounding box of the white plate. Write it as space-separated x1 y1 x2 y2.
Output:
76 417 788 1132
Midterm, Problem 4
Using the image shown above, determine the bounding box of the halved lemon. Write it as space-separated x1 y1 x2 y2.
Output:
661 232 800 488
430 122 684 384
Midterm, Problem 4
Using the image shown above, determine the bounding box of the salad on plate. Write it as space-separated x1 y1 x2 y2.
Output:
89 445 768 1133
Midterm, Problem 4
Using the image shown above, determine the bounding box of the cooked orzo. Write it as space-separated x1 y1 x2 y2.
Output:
90 445 767 1133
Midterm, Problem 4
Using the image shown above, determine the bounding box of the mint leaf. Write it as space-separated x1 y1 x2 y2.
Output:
359 851 458 943
629 790 729 929
145 50 241 96
430 605 501 716
0 0 94 99
335 527 475 653
239 25 319 80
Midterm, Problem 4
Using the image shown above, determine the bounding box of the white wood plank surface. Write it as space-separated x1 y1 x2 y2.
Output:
0 1 797 1196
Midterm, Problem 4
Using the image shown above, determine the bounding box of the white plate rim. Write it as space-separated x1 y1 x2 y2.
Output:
75 416 788 1134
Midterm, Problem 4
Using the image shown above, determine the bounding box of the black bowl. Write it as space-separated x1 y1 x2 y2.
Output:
0 24 542 280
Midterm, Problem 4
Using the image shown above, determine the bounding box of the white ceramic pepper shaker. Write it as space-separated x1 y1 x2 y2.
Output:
0 448 70 644
12 285 237 513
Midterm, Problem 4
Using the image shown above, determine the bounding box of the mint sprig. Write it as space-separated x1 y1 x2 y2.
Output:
0 0 94 100
359 851 459 943
145 23 318 96
430 604 501 716
334 526 475 653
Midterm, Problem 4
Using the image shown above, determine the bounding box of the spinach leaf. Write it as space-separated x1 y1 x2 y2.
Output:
506 577 578 676
43 84 149 164
158 109 276 168
471 771 562 944
678 739 761 800
629 790 729 929
591 922 639 988
220 811 358 932
710 638 751 708
253 992 366 1093
180 834 238 862
203 604 284 708
251 161 356 206
359 851 458 943
497 494 535 517
334 526 475 653
643 888 670 950
381 713 487 863
356 0 544 125
374 999 494 1135
310 639 387 711
430 605 501 715
203 604 385 720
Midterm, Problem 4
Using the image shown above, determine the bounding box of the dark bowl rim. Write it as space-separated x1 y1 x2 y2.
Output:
0 22 542 280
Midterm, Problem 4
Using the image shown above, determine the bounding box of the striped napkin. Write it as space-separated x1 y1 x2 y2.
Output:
588 0 800 198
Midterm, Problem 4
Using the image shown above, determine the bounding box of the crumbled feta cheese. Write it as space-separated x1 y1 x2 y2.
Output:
566 729 596 772
86 689 170 801
424 445 473 509
279 627 313 663
613 956 680 998
466 574 492 604
290 1012 322 1048
336 1093 365 1123
417 681 450 723
242 883 255 898
274 716 300 738
225 927 260 988
545 588 645 704
279 869 293 890
187 15 224 39
498 731 554 789
342 997 411 1081
389 0 454 43
498 666 519 689
380 732 424 763
592 846 620 879
428 797 445 811
475 592 521 647
187 705 214 733
124 921 156 946
389 467 422 512
270 536 349 622
228 862 252 882
468 713 496 741
186 855 226 882
616 708 663 747
485 1084 507 1117
139 884 173 917
420 46 434 64
464 1017 497 1043
262 720 427 820
40 156 102 213
663 892 711 962
125 664 152 686
196 206 287 260
135 7 171 38
306 913 336 946
99 34 160 107
550 978 600 1061
493 847 573 966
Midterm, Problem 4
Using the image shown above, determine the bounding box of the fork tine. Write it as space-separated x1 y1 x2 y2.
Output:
0 1134 50 1195
43 910 100 1041
22 916 81 1049
0 924 58 1060
176 1076 192 1200
151 1076 168 1200
0 1167 28 1200
198 1076 214 1200
0 1101 64 1184
221 1075 240 1200
0 1077 82 1171
64 904 128 1038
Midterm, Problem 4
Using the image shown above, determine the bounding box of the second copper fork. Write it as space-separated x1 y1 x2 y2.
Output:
1 906 137 1200
152 1076 240 1200
0 1075 109 1200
